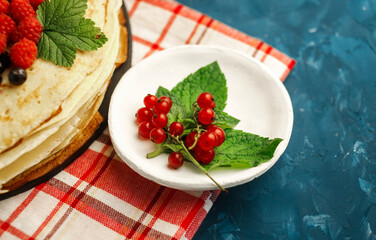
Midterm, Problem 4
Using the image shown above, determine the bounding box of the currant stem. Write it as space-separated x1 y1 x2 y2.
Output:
189 102 206 150
174 136 228 192
188 134 199 150
147 145 166 159
192 102 199 126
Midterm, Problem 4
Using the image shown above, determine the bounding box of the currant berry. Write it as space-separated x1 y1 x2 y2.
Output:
198 107 215 125
185 131 198 151
206 124 225 147
152 113 168 128
169 121 184 136
153 99 171 114
159 96 172 109
136 107 153 124
144 94 157 108
138 121 154 138
168 152 184 169
194 148 215 164
150 128 166 144
198 132 217 151
197 92 215 109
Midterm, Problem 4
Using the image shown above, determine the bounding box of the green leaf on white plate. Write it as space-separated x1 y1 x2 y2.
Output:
213 111 240 129
156 86 192 127
171 61 228 114
202 129 283 171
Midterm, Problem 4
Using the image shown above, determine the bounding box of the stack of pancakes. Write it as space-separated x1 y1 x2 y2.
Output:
0 0 127 193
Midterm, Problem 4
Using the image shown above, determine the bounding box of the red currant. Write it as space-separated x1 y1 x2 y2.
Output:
168 152 184 169
153 99 171 114
194 148 215 164
198 132 217 151
159 96 172 109
206 125 225 147
198 107 215 125
138 121 154 138
144 94 157 108
197 92 215 109
152 113 168 128
150 128 166 144
206 124 216 131
169 121 184 136
185 131 198 151
136 107 153 124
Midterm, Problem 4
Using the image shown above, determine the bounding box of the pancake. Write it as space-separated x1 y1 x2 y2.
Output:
0 0 127 193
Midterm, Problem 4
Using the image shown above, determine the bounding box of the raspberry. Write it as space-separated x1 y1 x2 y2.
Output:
10 0 35 23
11 17 43 44
10 38 37 69
0 33 6 54
0 0 9 14
29 0 45 10
0 13 16 37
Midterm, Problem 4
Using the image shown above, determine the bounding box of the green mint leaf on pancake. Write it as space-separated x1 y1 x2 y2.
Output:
202 129 282 171
36 0 108 67
171 62 228 115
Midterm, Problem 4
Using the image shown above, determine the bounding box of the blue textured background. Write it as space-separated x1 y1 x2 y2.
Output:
176 0 376 239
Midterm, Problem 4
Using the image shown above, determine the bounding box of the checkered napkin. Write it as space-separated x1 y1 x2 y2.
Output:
0 0 295 239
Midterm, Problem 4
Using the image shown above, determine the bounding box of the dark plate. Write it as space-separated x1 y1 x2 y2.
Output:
0 4 132 200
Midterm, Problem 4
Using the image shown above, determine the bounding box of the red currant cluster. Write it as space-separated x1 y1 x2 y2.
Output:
185 124 225 164
136 94 186 169
136 92 225 170
136 94 173 143
185 92 225 164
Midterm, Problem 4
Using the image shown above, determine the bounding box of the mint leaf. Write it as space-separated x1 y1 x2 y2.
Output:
171 62 227 114
37 0 87 28
213 111 240 129
156 86 190 126
36 0 108 67
202 129 283 170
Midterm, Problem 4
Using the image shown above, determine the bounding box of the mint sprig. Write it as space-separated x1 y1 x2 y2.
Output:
36 0 108 67
148 62 283 174
145 62 284 191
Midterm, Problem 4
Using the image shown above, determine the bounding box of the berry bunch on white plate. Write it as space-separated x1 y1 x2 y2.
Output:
136 92 226 170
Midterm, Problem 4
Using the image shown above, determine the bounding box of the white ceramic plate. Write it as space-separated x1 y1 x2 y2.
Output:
108 45 293 191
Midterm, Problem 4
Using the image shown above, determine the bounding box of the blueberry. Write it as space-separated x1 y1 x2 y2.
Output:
9 68 27 85
0 62 4 74
0 52 11 69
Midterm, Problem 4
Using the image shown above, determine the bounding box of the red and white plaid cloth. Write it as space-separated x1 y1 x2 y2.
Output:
0 0 295 239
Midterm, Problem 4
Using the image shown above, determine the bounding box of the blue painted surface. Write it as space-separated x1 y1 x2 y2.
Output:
176 0 376 239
